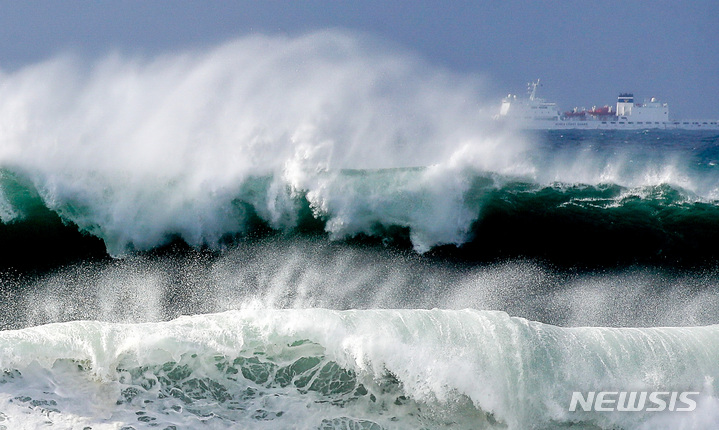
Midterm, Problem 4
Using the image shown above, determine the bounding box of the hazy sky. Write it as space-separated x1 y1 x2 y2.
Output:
1 1 717 118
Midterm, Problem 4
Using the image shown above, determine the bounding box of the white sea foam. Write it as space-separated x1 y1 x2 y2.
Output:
0 187 18 223
0 309 718 429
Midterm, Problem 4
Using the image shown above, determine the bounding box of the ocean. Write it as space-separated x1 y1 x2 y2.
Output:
2 34 719 429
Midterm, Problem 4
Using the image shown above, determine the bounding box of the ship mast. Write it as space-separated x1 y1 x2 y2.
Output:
528 79 540 101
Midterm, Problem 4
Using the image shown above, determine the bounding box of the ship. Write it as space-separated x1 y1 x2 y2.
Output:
495 80 719 130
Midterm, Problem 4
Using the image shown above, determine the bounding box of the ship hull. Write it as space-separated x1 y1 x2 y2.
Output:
512 119 719 131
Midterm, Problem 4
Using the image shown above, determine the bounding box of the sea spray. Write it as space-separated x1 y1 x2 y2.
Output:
2 33 718 258
4 239 719 330
0 31 529 256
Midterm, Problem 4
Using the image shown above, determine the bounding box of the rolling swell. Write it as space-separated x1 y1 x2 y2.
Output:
461 180 719 266
3 166 719 269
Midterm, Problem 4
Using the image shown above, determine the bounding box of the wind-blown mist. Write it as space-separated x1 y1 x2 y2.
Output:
4 239 719 330
0 31 529 255
1 31 719 260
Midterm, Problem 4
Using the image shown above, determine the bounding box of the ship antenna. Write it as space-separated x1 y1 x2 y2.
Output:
528 79 540 101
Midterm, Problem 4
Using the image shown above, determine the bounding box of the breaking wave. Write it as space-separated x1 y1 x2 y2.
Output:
4 165 719 267
2 31 717 266
0 309 718 429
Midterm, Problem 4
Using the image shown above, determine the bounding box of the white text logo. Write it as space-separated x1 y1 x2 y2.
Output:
569 391 699 412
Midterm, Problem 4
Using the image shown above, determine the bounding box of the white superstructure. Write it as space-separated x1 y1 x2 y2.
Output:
496 80 719 130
